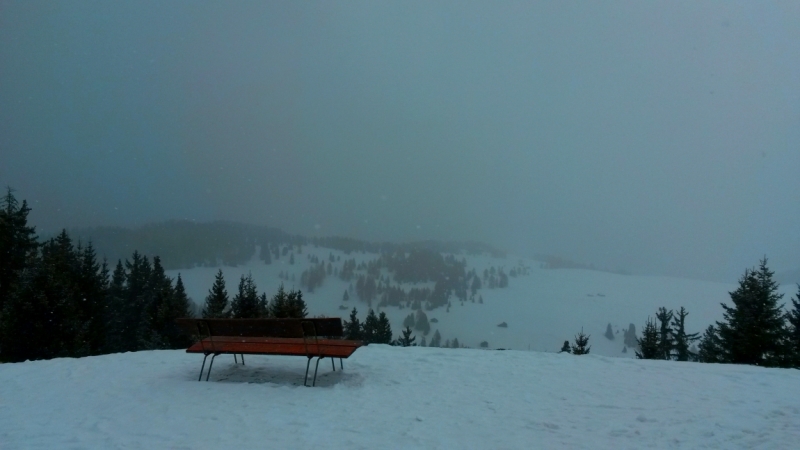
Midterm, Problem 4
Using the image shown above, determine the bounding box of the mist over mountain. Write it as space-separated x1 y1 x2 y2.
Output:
3 2 799 282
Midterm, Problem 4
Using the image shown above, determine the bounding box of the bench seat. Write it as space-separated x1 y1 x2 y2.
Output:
187 337 362 358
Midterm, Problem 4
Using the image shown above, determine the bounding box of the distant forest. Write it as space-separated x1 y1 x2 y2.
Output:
67 221 505 271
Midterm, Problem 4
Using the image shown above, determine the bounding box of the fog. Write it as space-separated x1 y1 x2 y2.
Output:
1 1 798 281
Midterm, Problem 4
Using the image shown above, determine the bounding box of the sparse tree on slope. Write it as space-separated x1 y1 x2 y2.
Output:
397 326 416 347
636 317 660 360
604 323 614 341
671 307 699 361
571 328 591 355
655 307 674 360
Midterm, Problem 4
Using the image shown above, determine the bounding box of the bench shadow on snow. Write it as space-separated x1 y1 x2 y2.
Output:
186 357 363 388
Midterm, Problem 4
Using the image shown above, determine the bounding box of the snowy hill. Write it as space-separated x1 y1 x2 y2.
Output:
2 346 799 449
169 247 797 356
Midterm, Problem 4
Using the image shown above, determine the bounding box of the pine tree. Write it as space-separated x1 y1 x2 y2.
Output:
604 323 614 341
559 340 571 353
788 286 800 367
231 273 260 318
257 292 270 318
342 290 349 302
697 325 723 363
452 337 460 348
376 311 393 344
624 323 638 348
397 326 416 346
414 309 430 335
202 269 229 319
343 307 362 340
285 289 308 318
655 307 674 360
362 309 379 344
269 284 290 318
163 274 194 348
571 328 591 355
671 307 699 361
636 317 660 359
430 329 442 347
717 258 788 367
0 187 38 314
75 243 108 356
104 260 128 353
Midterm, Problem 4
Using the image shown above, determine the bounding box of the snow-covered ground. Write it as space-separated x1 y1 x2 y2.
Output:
170 247 798 356
2 345 798 449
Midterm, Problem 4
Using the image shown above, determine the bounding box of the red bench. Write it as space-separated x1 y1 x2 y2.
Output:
175 318 365 386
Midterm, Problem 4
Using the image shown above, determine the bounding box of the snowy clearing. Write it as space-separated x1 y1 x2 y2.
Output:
2 345 798 449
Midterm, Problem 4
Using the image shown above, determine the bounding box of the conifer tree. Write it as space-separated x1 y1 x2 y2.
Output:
257 292 270 318
655 307 674 360
636 317 660 359
343 307 362 340
231 273 260 318
452 337 460 348
376 311 393 344
559 340 571 353
623 323 638 348
164 274 194 348
717 258 787 367
419 336 427 347
788 286 800 367
104 260 128 353
697 325 723 363
0 188 38 314
269 284 290 318
397 326 416 346
430 329 441 347
604 323 614 340
343 290 349 302
202 269 229 319
671 307 699 361
362 309 379 344
285 289 308 318
571 328 591 355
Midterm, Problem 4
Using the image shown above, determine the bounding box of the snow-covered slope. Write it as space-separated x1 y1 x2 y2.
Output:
2 346 798 449
169 247 797 356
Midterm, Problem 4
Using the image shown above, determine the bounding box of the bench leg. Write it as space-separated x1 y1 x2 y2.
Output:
206 354 218 381
304 357 312 386
198 354 210 381
234 354 238 364
331 357 335 372
312 357 322 387
241 354 245 365
340 358 343 370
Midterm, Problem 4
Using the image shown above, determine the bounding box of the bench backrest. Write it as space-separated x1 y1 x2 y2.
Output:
175 318 345 340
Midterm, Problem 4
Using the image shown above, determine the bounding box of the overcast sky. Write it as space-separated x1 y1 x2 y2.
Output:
1 1 799 281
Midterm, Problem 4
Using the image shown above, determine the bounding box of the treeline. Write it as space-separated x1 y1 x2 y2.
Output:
630 258 800 368
200 271 307 320
69 222 504 272
0 190 195 362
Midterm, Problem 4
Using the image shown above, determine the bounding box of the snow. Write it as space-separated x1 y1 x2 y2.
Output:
2 346 799 449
